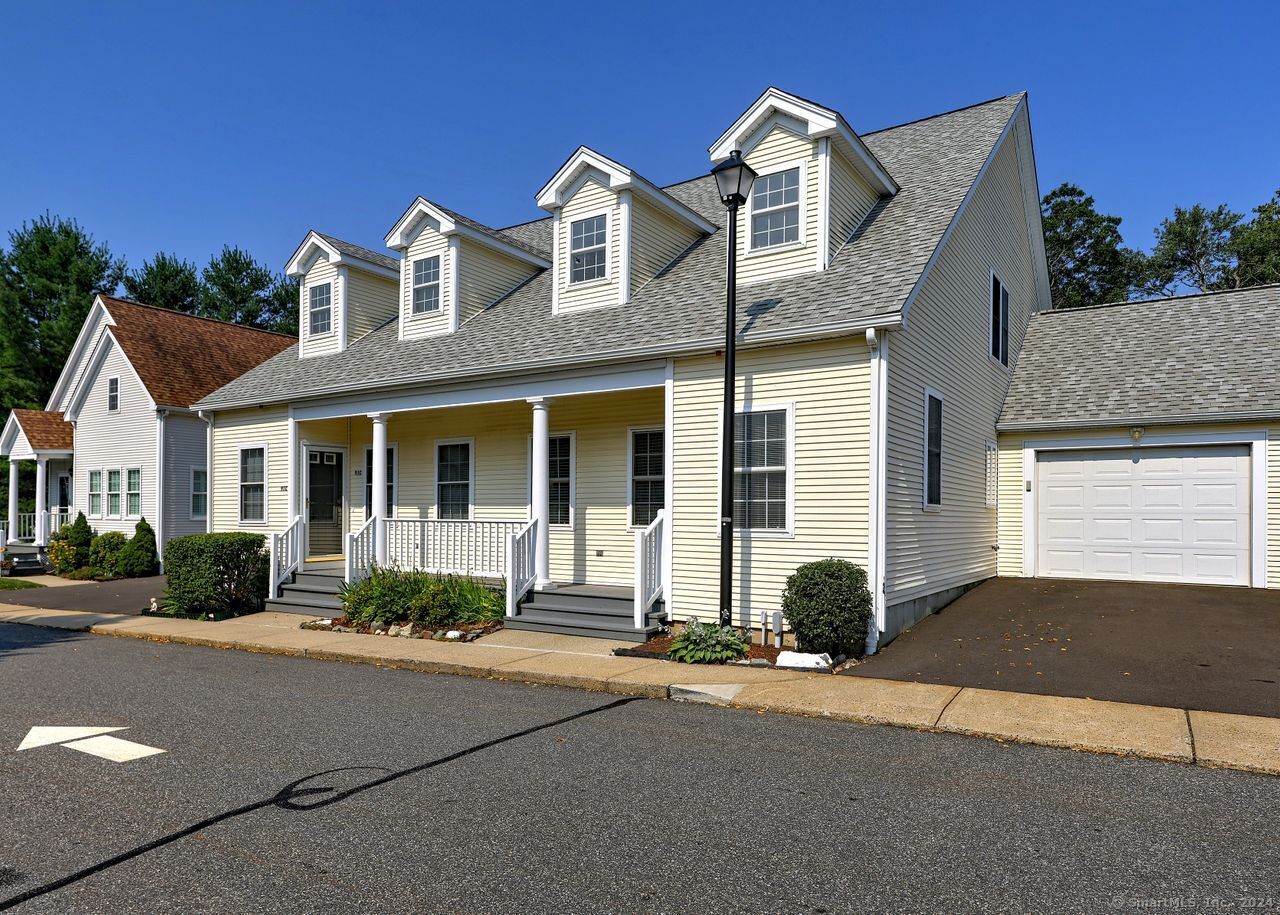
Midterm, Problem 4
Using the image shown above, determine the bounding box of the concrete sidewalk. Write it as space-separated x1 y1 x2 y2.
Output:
1 604 1276 777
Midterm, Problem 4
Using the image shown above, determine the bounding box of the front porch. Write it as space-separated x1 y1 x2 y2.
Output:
265 382 672 640
1 408 76 550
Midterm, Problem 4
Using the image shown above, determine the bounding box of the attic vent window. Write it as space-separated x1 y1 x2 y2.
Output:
750 167 800 249
309 283 332 335
569 214 608 284
412 256 441 314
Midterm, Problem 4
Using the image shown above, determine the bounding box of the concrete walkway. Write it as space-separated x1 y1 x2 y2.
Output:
0 604 1276 777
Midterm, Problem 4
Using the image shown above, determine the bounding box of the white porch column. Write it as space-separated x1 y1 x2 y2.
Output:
7 459 18 544
34 457 48 546
370 413 389 566
529 398 552 589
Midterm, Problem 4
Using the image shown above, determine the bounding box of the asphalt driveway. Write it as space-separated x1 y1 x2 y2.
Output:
0 576 165 615
848 577 1280 718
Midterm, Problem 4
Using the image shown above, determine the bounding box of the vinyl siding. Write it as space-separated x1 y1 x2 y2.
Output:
828 146 880 262
162 412 209 541
299 260 342 358
210 407 290 532
558 175 621 314
629 197 700 296
50 310 110 414
671 338 871 626
346 267 398 344
997 422 1280 587
738 124 820 285
457 240 538 325
400 229 452 339
882 113 1035 609
73 339 158 537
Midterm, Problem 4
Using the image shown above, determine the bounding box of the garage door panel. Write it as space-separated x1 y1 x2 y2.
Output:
1037 445 1250 586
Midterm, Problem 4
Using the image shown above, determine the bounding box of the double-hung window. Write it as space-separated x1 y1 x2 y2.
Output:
990 274 1010 366
309 283 332 335
412 256 441 314
239 447 266 523
733 410 788 531
126 468 141 517
924 390 944 508
107 377 119 412
630 430 664 527
569 214 607 284
750 167 801 250
191 468 208 521
88 470 102 517
106 469 122 518
364 447 397 519
547 435 572 527
436 441 471 520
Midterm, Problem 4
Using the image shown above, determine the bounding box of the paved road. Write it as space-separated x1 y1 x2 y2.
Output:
0 577 164 614
1 623 1276 914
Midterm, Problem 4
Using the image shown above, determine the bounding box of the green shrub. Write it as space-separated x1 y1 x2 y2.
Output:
118 517 159 577
668 618 749 664
46 539 80 575
447 576 505 624
781 558 872 658
63 567 97 581
339 567 504 628
89 531 128 578
163 532 268 617
55 512 93 570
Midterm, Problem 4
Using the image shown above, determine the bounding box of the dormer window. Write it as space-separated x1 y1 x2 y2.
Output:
308 283 332 335
412 256 441 313
750 167 801 250
569 215 608 284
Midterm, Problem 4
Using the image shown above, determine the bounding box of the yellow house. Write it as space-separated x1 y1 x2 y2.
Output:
194 87 1050 649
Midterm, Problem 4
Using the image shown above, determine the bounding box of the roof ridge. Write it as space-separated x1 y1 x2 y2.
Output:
1033 283 1280 318
101 295 296 340
315 231 398 265
862 93 1023 137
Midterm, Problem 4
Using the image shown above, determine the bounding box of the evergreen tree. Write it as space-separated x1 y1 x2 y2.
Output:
1040 183 1143 308
122 251 201 313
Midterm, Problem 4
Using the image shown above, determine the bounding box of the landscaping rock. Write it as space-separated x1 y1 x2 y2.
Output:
776 650 833 669
748 658 771 667
445 630 464 641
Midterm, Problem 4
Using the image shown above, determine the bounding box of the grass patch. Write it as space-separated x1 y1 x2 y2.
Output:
0 579 45 590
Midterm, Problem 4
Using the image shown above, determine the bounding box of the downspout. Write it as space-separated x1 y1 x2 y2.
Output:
155 411 167 567
865 327 889 654
198 410 213 534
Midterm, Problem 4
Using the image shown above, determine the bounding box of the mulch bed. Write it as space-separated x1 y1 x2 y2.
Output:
616 633 789 665
300 616 503 641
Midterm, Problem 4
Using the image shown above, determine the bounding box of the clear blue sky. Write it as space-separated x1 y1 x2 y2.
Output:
1 0 1276 276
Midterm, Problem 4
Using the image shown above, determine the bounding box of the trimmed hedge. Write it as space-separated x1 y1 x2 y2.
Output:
118 517 159 578
163 532 268 618
781 558 873 658
89 531 128 579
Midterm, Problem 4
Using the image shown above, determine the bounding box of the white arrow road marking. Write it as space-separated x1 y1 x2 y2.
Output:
17 726 128 750
61 734 165 762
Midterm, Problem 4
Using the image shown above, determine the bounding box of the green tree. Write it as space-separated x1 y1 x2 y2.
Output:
122 251 201 313
1040 183 1143 308
199 245 295 333
1232 189 1280 289
0 214 124 414
1143 203 1243 295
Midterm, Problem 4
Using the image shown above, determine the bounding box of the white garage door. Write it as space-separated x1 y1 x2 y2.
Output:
1037 445 1251 585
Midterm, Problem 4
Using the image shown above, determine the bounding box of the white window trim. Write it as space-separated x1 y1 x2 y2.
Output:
626 426 664 530
307 281 335 339
190 466 208 521
565 207 612 289
984 440 998 510
105 467 123 520
410 255 443 315
433 437 475 520
363 442 399 519
526 431 576 531
106 376 120 413
715 400 796 539
238 442 269 526
923 387 944 512
744 158 807 258
124 466 142 520
87 469 103 520
988 270 1011 371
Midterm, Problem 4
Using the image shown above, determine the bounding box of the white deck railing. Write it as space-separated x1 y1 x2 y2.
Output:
505 519 538 618
633 509 665 629
345 516 377 583
14 513 36 542
269 515 304 598
47 509 69 536
385 518 525 580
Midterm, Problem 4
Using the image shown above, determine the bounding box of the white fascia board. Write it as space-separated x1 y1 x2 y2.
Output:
1013 102 1053 312
62 329 157 422
287 231 399 280
0 412 25 455
997 409 1280 433
46 296 112 412
386 197 548 269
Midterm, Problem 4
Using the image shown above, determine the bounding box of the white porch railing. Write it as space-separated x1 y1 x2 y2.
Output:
345 516 377 583
268 515 304 598
505 519 538 618
14 513 36 542
47 509 70 536
633 509 665 629
385 518 525 579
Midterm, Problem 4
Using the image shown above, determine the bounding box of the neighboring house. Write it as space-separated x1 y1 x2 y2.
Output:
1 296 294 559
997 284 1280 589
194 87 1050 647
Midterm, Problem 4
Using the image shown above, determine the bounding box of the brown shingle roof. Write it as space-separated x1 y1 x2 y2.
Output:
99 296 296 408
11 409 73 450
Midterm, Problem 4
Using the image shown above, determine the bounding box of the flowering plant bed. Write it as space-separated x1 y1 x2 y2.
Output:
616 633 787 665
301 615 502 642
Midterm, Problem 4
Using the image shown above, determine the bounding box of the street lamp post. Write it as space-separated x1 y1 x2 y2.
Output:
710 149 757 628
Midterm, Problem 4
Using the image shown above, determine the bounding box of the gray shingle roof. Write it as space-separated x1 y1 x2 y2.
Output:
999 284 1280 430
315 233 399 273
199 94 1024 411
426 200 551 261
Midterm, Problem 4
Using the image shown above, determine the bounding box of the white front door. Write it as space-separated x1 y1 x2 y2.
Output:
1036 445 1251 585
